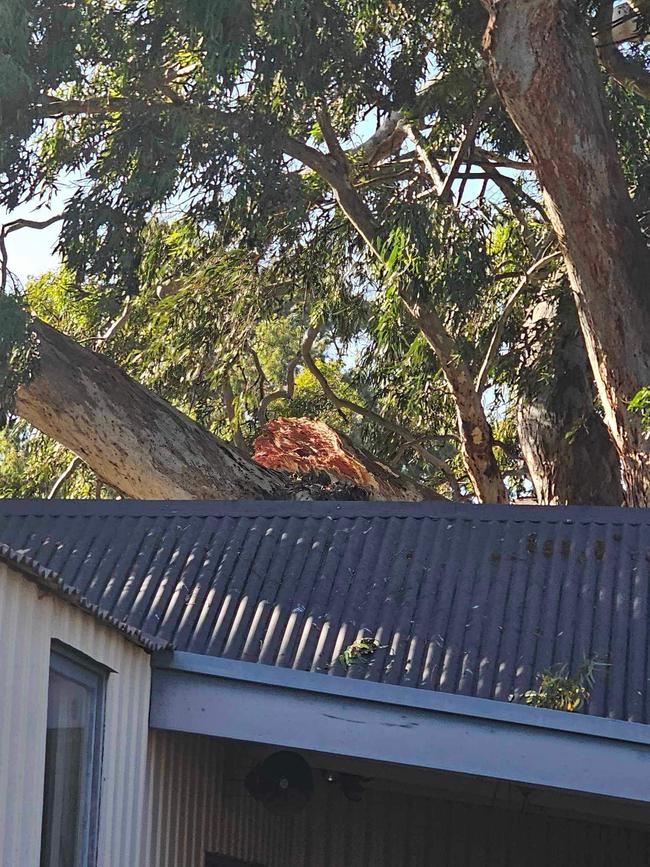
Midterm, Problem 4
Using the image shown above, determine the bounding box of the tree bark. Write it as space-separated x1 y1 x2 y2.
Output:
17 320 287 500
517 293 624 506
483 0 650 504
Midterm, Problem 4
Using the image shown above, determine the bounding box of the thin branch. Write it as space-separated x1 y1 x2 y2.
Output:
595 1 650 101
256 355 301 424
221 378 250 455
0 213 63 293
48 457 82 499
301 327 463 499
482 165 548 222
93 300 131 349
475 247 562 394
247 345 267 403
439 96 495 203
316 101 348 170
404 125 446 195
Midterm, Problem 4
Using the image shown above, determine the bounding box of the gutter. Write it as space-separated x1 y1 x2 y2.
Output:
150 651 650 804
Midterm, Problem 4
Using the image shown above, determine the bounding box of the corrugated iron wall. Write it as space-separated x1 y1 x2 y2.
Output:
144 732 290 867
0 562 151 867
144 730 650 867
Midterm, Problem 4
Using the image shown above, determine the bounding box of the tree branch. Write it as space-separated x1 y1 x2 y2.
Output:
0 214 63 293
595 1 650 100
475 245 561 394
438 95 495 203
316 102 349 170
221 378 250 454
47 456 83 499
257 355 300 424
404 125 446 195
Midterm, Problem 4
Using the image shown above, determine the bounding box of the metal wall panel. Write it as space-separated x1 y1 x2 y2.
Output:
0 562 151 867
144 731 290 867
144 730 650 867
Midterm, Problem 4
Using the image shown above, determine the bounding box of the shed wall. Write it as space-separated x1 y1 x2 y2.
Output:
0 563 151 867
144 730 650 867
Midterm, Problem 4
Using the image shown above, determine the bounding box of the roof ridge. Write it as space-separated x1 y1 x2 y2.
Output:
0 498 648 523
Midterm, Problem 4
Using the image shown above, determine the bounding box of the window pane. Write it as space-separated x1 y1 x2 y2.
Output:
40 650 104 867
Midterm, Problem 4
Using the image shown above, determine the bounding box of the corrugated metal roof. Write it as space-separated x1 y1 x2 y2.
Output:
1 499 649 722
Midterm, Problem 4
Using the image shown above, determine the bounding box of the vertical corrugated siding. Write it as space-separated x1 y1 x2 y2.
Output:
144 731 650 867
0 563 151 867
144 732 290 867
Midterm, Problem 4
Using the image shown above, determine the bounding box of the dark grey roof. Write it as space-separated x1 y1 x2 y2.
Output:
0 541 170 651
1 499 649 722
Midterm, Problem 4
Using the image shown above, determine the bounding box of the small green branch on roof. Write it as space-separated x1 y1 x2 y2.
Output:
339 635 379 670
628 387 650 433
520 658 604 713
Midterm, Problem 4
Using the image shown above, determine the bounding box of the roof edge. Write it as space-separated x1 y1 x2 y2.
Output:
150 651 650 804
0 545 171 653
152 651 650 747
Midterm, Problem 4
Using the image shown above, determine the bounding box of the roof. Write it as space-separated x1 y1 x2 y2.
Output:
0 542 170 652
0 499 649 722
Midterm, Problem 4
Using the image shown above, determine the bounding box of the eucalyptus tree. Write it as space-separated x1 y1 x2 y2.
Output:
1 0 648 503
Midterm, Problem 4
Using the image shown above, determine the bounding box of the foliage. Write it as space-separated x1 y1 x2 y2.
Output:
521 659 601 713
629 387 650 432
339 635 379 670
0 294 37 420
0 0 648 500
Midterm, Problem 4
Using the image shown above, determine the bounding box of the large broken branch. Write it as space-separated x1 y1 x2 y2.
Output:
12 319 446 502
253 417 443 501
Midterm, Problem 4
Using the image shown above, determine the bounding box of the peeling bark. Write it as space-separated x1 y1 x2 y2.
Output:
484 0 650 504
517 293 624 506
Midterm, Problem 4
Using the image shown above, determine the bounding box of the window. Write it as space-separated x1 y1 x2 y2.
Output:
40 643 106 867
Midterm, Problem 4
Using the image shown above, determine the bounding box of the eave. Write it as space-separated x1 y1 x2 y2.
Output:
150 651 650 804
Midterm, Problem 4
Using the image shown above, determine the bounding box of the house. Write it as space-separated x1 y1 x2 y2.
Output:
2 498 650 866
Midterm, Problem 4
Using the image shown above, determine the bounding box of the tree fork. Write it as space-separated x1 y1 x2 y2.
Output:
483 0 650 504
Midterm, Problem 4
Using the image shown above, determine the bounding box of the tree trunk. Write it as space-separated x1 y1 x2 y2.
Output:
398 291 507 503
517 293 624 506
17 320 287 500
483 0 650 504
